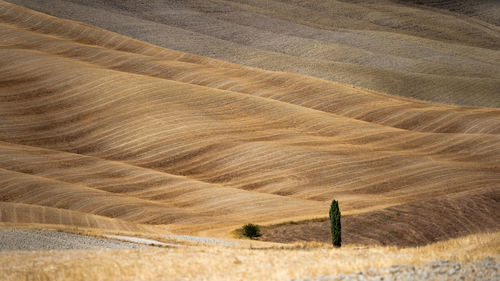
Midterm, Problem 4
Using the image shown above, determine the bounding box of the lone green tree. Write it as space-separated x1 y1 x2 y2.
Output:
329 200 341 247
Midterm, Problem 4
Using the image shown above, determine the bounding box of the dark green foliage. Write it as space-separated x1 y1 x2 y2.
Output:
329 200 341 247
242 223 261 239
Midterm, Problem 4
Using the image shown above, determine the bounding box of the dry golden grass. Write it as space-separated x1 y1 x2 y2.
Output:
0 232 498 281
0 0 499 246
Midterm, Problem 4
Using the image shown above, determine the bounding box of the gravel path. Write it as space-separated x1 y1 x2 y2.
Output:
163 234 241 247
291 258 499 281
104 234 183 247
0 229 147 251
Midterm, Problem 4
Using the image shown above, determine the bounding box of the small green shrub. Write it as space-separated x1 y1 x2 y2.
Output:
242 223 261 239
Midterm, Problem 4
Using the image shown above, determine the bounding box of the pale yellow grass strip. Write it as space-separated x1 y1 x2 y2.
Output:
0 232 498 281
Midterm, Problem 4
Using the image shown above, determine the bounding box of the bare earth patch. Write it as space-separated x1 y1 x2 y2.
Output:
0 229 146 251
262 188 500 247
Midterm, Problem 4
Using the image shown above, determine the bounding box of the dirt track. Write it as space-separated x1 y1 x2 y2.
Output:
291 258 500 281
0 229 145 250
1 232 498 281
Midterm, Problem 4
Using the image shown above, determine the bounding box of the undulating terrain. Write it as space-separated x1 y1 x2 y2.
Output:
0 1 499 248
5 0 500 107
1 1 500 280
397 0 500 25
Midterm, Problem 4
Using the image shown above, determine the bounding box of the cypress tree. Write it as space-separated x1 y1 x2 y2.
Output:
329 199 341 247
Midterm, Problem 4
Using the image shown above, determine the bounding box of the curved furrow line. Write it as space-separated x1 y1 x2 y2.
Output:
4 0 499 109
0 1 499 236
1 53 498 170
133 138 498 203
233 0 500 47
2 104 499 181
0 202 144 231
0 168 202 224
1 17 499 135
0 2 231 68
120 0 500 80
0 141 326 225
4 103 492 212
262 187 500 247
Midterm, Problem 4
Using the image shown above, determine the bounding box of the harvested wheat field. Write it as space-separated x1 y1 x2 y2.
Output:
1 0 499 239
5 0 500 107
0 1 499 280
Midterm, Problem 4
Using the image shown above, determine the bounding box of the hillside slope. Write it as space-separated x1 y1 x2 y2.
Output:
5 0 500 107
0 1 499 244
396 0 500 26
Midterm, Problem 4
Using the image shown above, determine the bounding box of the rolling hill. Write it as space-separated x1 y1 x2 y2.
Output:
0 1 499 246
4 0 500 107
396 0 500 26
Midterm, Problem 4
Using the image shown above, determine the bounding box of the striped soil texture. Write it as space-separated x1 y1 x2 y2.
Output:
4 0 500 107
0 1 499 246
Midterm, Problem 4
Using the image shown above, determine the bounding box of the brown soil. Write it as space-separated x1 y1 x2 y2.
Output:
0 1 499 241
395 0 500 26
5 0 500 107
261 187 500 247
